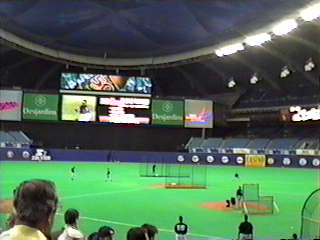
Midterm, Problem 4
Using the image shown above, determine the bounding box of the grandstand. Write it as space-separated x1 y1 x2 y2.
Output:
0 131 32 148
0 1 320 239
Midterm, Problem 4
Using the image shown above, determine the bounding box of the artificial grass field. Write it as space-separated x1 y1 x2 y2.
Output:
0 161 319 239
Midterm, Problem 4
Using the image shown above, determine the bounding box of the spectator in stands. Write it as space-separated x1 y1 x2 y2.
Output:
58 209 84 240
174 216 188 240
91 226 115 240
141 224 158 240
127 227 148 240
0 180 58 240
238 214 253 240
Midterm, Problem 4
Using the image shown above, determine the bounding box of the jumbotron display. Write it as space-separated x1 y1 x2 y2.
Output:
97 97 151 124
60 73 152 94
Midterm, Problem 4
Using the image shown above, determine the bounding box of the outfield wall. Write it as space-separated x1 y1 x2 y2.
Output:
0 148 319 169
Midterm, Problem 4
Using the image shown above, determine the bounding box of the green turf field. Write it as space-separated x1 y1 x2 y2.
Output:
0 161 319 239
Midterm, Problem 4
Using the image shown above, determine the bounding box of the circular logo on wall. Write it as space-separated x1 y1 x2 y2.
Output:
206 155 214 163
221 156 229 164
192 155 200 163
162 101 173 113
312 158 320 167
22 151 30 159
35 95 47 107
177 155 185 162
299 158 307 166
267 158 275 165
236 156 244 164
7 151 14 158
283 158 291 166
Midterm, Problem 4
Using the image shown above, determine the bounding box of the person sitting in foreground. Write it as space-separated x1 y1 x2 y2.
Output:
0 180 58 240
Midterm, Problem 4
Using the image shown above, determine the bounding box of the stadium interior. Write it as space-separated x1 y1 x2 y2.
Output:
0 1 320 239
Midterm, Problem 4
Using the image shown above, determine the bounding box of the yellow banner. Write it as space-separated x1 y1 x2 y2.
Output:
245 155 266 168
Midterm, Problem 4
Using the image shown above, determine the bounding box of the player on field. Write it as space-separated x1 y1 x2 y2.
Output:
71 166 76 181
236 186 243 208
105 168 112 182
152 164 156 175
238 214 253 240
174 216 188 240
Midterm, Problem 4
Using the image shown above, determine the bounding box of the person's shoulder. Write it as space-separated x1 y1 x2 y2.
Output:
66 227 84 239
0 229 12 240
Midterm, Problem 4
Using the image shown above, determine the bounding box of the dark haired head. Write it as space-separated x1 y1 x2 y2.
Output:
88 232 98 240
98 226 115 240
244 214 248 221
179 216 183 222
64 209 79 226
141 224 158 240
127 227 147 240
13 179 58 228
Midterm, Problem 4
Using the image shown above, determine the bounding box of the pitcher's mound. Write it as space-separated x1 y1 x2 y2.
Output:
0 199 13 214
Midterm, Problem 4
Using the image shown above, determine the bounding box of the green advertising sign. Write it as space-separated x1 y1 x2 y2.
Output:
152 100 184 126
23 94 59 120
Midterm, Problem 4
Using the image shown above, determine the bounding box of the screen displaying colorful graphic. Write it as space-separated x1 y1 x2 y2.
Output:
152 100 184 126
185 100 213 128
0 90 22 121
97 97 151 124
61 95 97 121
60 73 152 94
23 94 59 121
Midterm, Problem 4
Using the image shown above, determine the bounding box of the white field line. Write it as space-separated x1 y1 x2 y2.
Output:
61 188 145 200
273 201 280 214
56 213 223 239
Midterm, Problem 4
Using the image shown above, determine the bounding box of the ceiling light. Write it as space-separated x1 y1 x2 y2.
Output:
280 66 291 78
250 73 259 84
215 43 244 57
304 58 315 72
272 19 298 36
245 33 271 46
227 78 236 88
300 3 320 21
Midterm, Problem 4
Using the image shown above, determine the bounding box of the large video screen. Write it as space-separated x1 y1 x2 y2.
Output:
0 90 22 121
152 100 184 126
97 97 151 124
185 100 213 128
23 94 59 121
60 73 152 94
61 95 97 121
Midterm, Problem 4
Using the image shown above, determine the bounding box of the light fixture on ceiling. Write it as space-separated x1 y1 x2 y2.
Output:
272 19 298 36
300 3 320 21
227 78 236 88
250 73 259 84
280 66 291 78
304 58 316 72
215 43 245 57
245 33 271 47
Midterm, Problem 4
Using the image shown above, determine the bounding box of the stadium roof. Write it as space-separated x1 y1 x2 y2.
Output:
0 0 317 67
0 0 319 106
